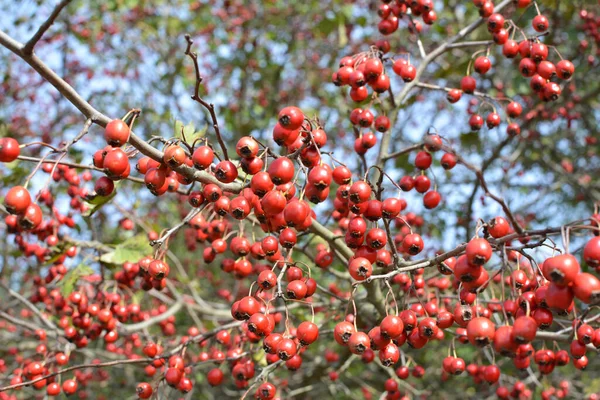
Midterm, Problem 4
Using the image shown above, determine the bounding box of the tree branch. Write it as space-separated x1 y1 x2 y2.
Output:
22 0 72 55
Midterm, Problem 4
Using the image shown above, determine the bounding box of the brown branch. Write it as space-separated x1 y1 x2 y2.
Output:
23 0 72 55
446 40 495 49
0 30 242 193
361 223 595 284
184 34 229 160
375 0 513 166
381 143 421 162
440 143 523 234
0 357 150 392
415 81 507 103
0 282 57 330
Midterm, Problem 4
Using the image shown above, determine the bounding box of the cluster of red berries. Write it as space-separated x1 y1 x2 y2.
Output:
472 1 575 103
117 256 171 291
377 0 437 36
8 356 77 396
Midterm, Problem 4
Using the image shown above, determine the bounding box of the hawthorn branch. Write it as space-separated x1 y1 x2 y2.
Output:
446 40 495 49
440 143 523 234
0 282 57 330
0 357 151 392
361 223 596 283
375 0 513 165
119 299 184 333
241 360 284 400
415 81 504 103
0 311 60 339
23 0 72 55
0 30 242 193
16 155 190 195
184 34 229 161
381 143 421 162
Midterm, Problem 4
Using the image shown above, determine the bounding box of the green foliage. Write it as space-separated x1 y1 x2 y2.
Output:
58 264 95 296
100 234 151 265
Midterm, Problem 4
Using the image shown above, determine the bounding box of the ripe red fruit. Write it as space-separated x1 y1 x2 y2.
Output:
380 315 404 339
214 160 238 183
95 176 115 196
532 15 549 32
414 151 432 170
257 382 277 400
297 321 319 345
276 338 297 360
441 153 457 170
542 254 580 286
446 89 462 103
469 114 484 131
348 257 373 281
486 112 501 128
402 233 424 255
375 115 390 132
286 280 308 299
458 78 476 98
488 216 510 238
483 365 500 383
207 368 224 386
465 238 493 265
348 331 371 354
503 40 519 58
512 316 537 343
466 317 496 347
4 186 31 214
104 119 130 146
19 203 43 230
556 60 575 79
545 282 574 311
414 175 431 193
494 325 519 357
583 237 600 268
379 342 400 366
348 181 372 203
163 145 186 167
0 137 20 162
46 382 61 396
473 56 491 74
192 146 214 169
487 13 505 32
278 106 304 130
334 321 355 345
263 333 284 354
423 191 441 209
236 136 259 158
267 157 295 185
573 273 600 304
103 148 129 177
62 379 78 395
400 64 417 82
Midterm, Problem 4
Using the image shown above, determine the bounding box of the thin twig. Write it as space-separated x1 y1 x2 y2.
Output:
23 0 72 55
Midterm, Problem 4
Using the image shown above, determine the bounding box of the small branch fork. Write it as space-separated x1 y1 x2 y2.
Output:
23 0 72 55
184 34 229 161
360 222 596 284
439 143 524 234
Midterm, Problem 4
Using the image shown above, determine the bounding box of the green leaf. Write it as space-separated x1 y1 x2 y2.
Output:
174 120 184 139
82 189 117 217
59 264 95 296
460 132 481 149
183 121 195 138
175 120 205 144
100 234 151 265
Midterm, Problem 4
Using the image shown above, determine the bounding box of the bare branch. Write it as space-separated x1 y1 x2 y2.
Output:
23 0 72 55
184 34 229 161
